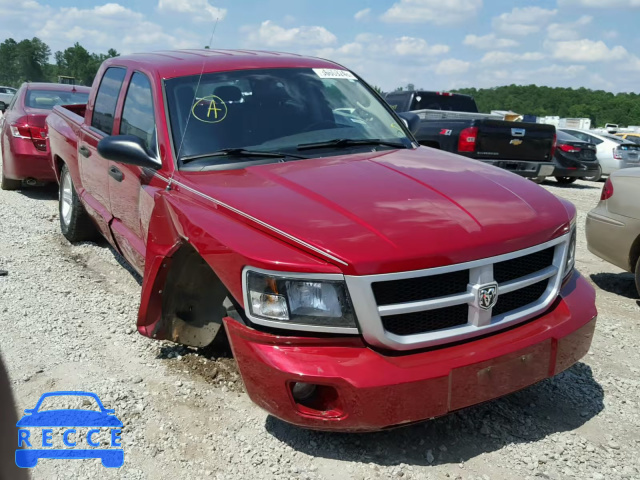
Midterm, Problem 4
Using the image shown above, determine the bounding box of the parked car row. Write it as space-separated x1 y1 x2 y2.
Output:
385 90 557 180
382 90 640 186
0 48 603 432
561 128 640 181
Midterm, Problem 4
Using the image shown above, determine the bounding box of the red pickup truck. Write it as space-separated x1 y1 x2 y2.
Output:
47 50 597 432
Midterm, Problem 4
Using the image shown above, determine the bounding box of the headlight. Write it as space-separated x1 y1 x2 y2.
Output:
563 225 577 278
244 269 358 332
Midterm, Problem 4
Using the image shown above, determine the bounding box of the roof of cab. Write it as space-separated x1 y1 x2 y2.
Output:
102 49 344 79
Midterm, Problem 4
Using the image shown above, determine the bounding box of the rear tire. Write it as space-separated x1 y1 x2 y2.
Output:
581 166 602 182
635 256 640 298
0 165 21 190
555 176 577 184
59 164 97 242
530 176 546 184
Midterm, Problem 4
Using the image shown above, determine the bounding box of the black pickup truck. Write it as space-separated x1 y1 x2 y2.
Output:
385 90 557 179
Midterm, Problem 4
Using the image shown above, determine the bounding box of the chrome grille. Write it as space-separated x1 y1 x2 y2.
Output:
494 247 555 284
345 233 571 351
382 304 468 336
372 269 469 305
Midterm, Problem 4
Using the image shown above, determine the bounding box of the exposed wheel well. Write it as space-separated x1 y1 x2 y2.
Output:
160 243 235 348
630 235 640 273
53 155 65 180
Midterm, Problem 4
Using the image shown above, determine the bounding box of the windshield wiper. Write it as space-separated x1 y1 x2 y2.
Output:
297 138 408 151
181 148 308 165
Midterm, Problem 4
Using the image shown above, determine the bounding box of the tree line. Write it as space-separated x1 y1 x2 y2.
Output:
453 85 640 127
0 37 119 88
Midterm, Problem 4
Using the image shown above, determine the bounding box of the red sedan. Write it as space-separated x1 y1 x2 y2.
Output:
0 83 89 190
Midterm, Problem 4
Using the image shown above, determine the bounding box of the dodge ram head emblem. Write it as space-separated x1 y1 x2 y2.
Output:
478 284 498 310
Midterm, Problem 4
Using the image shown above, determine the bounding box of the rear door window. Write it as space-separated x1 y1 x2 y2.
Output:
120 72 156 153
91 67 126 135
412 93 478 112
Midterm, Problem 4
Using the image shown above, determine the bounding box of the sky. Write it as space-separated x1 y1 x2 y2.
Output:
1 0 640 93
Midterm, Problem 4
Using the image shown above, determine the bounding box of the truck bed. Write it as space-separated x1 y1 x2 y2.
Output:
46 104 86 181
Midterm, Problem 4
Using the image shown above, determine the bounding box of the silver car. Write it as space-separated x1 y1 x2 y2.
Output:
0 86 17 110
586 167 640 296
560 128 640 181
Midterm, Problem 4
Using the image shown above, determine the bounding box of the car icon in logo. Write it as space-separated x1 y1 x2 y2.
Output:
16 391 123 468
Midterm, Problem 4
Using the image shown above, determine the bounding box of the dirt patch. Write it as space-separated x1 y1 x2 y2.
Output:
157 344 244 392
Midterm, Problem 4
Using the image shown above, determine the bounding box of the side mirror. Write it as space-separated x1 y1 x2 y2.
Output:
97 135 160 169
0 104 6 113
397 112 420 135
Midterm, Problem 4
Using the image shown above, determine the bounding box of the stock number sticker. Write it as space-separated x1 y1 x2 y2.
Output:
313 68 357 80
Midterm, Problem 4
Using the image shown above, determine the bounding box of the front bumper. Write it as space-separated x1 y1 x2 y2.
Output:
479 160 555 178
225 271 597 432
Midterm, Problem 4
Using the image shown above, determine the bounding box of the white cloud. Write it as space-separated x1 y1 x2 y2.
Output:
463 34 519 50
493 6 557 36
354 8 371 21
319 34 449 60
35 3 199 54
559 0 640 6
381 0 482 25
550 39 628 62
480 51 545 65
157 0 226 21
435 59 470 75
245 21 337 47
547 15 592 41
393 36 450 56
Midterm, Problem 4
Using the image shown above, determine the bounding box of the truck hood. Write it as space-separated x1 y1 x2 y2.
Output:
179 148 573 275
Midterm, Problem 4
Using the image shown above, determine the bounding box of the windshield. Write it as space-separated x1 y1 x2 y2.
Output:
25 89 89 110
165 68 412 167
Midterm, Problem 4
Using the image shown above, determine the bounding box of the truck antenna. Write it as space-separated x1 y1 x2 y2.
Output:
170 17 219 189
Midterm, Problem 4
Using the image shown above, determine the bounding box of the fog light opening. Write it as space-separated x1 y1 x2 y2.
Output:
289 382 343 418
291 382 317 402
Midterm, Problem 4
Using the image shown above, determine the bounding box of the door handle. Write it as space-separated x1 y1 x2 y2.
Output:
109 165 124 182
79 145 91 158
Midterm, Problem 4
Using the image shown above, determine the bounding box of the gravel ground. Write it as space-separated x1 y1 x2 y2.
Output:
1 152 639 479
